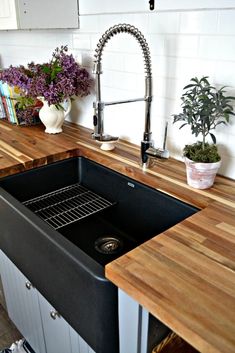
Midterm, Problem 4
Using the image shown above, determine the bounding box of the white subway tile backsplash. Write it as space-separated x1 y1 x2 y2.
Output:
90 33 103 54
79 15 99 33
0 30 73 54
152 76 178 99
199 36 235 61
0 46 53 66
151 55 170 77
146 34 165 56
105 32 144 54
179 11 218 34
155 0 235 11
99 100 145 144
165 34 199 58
215 61 235 87
218 10 235 35
171 58 216 82
73 34 91 50
217 135 235 159
102 52 125 71
217 118 235 140
102 69 143 94
218 155 235 179
123 53 145 73
97 14 126 33
0 55 21 67
120 13 149 32
184 58 216 80
149 12 180 34
0 6 235 179
151 96 177 120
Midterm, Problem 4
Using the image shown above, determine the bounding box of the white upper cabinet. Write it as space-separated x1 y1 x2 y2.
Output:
0 0 79 30
17 0 79 29
0 0 18 30
79 0 235 14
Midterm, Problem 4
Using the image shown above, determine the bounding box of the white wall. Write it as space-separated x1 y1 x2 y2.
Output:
0 3 235 179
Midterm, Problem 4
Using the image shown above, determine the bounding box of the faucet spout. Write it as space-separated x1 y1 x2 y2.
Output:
92 24 168 167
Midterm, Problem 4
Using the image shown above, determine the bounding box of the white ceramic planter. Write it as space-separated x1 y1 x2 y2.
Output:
38 97 71 134
184 157 222 189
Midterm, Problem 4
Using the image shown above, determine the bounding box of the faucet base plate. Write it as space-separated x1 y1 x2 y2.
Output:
96 139 118 151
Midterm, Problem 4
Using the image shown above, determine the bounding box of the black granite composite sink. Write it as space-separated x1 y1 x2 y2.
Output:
0 157 198 353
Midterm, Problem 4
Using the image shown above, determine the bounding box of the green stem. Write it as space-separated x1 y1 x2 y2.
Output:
202 121 206 150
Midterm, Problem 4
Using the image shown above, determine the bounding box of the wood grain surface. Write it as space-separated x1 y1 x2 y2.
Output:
0 120 235 353
106 202 235 353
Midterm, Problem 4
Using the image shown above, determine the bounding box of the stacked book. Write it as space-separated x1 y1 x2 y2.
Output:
0 81 41 125
0 81 18 123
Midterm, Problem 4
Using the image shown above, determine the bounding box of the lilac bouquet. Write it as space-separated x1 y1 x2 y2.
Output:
0 46 93 107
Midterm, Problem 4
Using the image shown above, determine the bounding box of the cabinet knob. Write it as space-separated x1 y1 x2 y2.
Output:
25 281 32 290
50 310 60 320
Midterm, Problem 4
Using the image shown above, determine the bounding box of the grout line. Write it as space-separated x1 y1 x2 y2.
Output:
79 7 235 16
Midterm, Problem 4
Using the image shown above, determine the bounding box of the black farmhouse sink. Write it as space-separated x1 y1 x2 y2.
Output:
0 157 198 353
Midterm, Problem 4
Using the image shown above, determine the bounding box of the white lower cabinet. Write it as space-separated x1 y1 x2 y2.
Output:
0 250 95 353
0 250 46 353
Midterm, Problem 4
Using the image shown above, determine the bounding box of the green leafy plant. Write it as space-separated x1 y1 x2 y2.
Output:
14 96 36 110
173 76 235 162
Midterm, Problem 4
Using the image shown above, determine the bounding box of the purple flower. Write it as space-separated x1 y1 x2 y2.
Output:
0 46 93 106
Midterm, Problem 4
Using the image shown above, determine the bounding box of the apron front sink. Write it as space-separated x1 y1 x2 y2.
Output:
0 157 198 353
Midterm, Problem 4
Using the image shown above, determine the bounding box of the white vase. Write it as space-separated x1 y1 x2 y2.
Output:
184 157 222 189
38 97 71 134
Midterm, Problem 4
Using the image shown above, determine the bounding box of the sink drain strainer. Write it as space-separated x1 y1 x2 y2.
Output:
95 236 123 254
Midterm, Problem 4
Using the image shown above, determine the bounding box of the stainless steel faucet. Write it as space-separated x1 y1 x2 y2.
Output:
92 24 169 168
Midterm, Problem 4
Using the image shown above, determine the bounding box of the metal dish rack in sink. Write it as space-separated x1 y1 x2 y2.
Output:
23 183 114 230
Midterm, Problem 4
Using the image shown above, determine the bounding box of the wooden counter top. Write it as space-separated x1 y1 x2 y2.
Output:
0 120 235 353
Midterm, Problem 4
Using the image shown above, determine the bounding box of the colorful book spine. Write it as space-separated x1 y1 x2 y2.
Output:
0 82 11 122
0 81 18 124
3 82 16 123
0 95 6 119
8 85 19 125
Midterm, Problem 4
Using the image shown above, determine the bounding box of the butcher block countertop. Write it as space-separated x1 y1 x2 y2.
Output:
0 120 235 353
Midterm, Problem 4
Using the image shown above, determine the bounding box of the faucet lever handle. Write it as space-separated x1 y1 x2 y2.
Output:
93 115 98 126
163 122 168 150
146 147 169 159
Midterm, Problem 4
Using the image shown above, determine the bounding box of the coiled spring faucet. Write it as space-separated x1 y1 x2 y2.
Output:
92 24 169 168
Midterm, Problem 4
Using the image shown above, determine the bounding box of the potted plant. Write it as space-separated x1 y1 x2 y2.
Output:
0 46 93 133
173 76 235 189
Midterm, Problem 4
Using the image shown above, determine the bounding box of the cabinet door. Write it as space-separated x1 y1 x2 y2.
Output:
38 292 95 353
70 325 95 353
38 292 72 353
16 0 79 29
0 250 95 353
0 0 18 30
0 250 46 353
